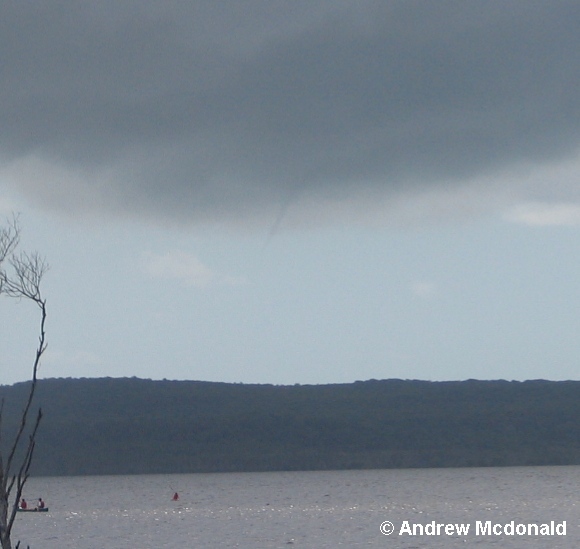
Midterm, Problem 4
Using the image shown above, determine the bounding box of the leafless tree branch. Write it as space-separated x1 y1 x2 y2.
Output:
0 218 48 549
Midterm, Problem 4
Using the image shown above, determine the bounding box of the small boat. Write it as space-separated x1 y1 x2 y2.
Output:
17 507 48 513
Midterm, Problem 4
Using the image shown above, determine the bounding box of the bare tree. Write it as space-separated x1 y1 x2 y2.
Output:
0 217 48 549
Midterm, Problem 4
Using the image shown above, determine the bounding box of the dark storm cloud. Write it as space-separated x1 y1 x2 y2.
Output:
2 1 579 224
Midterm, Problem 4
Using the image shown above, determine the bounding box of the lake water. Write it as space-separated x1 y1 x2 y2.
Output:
13 466 579 548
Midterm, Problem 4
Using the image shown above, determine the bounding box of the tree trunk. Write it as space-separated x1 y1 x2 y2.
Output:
0 485 10 549
0 217 48 549
0 534 12 549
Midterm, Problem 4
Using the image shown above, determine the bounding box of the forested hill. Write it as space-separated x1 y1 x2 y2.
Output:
1 377 580 476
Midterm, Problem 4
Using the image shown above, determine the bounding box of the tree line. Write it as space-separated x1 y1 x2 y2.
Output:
1 377 580 476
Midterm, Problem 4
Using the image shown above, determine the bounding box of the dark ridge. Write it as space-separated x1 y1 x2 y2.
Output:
1 377 579 476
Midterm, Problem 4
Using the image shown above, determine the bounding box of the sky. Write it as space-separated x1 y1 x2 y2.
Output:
1 1 580 386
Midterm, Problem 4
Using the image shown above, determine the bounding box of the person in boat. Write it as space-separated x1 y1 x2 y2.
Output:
172 492 179 501
20 498 27 510
37 498 45 510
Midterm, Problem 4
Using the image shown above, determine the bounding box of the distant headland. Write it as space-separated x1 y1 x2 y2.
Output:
1 377 579 476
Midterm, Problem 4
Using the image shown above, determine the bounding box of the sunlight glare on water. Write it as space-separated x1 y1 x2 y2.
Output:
13 466 580 548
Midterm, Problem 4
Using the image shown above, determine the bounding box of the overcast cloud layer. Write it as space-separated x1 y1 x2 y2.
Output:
2 1 580 228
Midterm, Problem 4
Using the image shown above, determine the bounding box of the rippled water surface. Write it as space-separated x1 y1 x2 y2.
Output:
14 466 580 548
